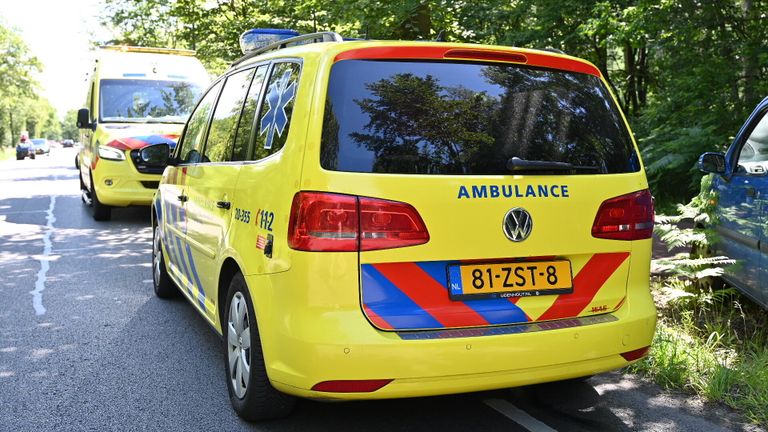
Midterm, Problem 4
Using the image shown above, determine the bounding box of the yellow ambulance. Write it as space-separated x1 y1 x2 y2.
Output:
76 46 209 220
140 31 657 421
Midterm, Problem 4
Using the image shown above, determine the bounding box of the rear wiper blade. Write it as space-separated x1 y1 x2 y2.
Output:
506 157 600 173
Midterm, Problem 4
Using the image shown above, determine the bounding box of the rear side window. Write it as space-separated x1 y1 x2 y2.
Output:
252 62 300 160
204 68 256 163
232 65 268 161
178 81 222 164
321 60 639 175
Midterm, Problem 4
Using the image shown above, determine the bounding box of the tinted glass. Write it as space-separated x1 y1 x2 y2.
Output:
321 60 639 175
232 66 268 161
99 79 203 123
252 62 300 160
204 69 256 163
178 81 222 164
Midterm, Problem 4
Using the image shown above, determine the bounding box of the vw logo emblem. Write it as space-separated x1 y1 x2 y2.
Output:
503 208 533 242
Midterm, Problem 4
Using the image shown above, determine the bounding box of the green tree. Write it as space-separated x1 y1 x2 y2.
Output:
98 0 768 206
61 109 80 141
0 22 41 146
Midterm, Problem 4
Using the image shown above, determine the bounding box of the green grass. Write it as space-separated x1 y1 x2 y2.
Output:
631 280 768 425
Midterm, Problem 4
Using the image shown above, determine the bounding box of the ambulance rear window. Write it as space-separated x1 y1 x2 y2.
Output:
320 60 639 175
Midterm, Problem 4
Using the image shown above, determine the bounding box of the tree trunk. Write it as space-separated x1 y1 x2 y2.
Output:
623 42 638 116
593 37 624 114
741 0 759 110
637 41 648 108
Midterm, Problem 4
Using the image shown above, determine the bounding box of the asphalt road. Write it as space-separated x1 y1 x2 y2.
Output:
0 149 762 432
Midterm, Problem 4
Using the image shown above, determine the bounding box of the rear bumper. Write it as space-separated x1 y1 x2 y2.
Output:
91 159 160 207
246 252 656 400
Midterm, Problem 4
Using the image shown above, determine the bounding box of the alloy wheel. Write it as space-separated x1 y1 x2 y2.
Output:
227 292 251 399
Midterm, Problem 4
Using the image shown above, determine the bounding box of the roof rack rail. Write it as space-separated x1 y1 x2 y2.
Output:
99 45 197 56
541 47 566 55
231 31 344 68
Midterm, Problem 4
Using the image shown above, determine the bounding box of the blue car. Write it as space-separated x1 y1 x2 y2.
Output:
15 141 32 160
699 97 768 309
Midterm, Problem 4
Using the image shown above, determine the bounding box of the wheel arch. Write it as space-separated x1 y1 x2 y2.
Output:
218 257 242 333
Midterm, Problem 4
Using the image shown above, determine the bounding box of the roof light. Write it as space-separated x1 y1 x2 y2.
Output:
239 28 300 54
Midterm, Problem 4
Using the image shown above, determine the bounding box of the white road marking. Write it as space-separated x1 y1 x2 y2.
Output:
484 398 558 432
0 210 47 215
29 195 56 315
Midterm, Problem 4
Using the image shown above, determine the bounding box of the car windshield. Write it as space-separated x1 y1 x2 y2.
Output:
31 139 46 145
99 79 203 123
321 60 639 175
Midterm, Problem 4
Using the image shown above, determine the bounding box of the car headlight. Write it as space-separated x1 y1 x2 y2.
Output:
98 146 126 161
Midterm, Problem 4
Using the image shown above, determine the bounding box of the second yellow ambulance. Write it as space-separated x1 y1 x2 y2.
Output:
77 46 209 220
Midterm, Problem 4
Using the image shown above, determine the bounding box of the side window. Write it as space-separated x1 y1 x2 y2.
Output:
178 81 222 164
232 66 268 161
252 62 300 160
738 112 768 168
204 68 256 163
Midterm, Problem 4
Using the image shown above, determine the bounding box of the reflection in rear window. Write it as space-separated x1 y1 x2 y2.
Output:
320 60 639 175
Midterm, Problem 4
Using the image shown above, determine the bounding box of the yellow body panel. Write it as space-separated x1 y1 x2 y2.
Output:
81 124 184 207
248 247 654 399
154 39 656 401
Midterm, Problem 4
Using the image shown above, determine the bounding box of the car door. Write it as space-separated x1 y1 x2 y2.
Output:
164 80 223 315
715 99 768 305
182 67 261 322
229 62 300 277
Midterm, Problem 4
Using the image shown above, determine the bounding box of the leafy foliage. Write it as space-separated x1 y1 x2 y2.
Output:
97 0 768 205
0 21 62 145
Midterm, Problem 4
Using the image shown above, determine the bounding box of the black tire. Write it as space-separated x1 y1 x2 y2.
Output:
30 153 35 160
152 224 177 298
89 172 112 221
75 155 79 169
16 155 23 160
224 273 295 421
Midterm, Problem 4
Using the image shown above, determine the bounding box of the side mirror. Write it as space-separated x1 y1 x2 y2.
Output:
138 143 172 167
76 108 95 130
698 152 726 175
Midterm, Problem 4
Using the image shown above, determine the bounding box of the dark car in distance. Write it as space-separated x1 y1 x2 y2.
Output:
15 141 32 160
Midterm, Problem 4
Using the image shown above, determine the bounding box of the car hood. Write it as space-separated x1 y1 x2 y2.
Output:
98 123 183 151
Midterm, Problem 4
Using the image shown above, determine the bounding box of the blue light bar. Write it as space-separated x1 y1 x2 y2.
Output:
239 28 300 54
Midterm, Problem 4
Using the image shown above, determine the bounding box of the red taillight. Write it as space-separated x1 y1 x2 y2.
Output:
592 190 654 241
311 379 393 393
620 346 650 361
287 192 430 252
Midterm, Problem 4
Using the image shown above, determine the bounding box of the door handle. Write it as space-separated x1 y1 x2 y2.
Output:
177 195 188 202
216 201 231 210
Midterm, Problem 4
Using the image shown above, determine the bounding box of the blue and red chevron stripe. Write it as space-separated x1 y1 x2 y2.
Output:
361 252 629 331
106 134 178 150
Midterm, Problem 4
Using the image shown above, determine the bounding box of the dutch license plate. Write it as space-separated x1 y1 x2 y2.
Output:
448 260 573 300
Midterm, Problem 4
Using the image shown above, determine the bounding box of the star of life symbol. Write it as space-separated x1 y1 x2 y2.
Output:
260 70 297 150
